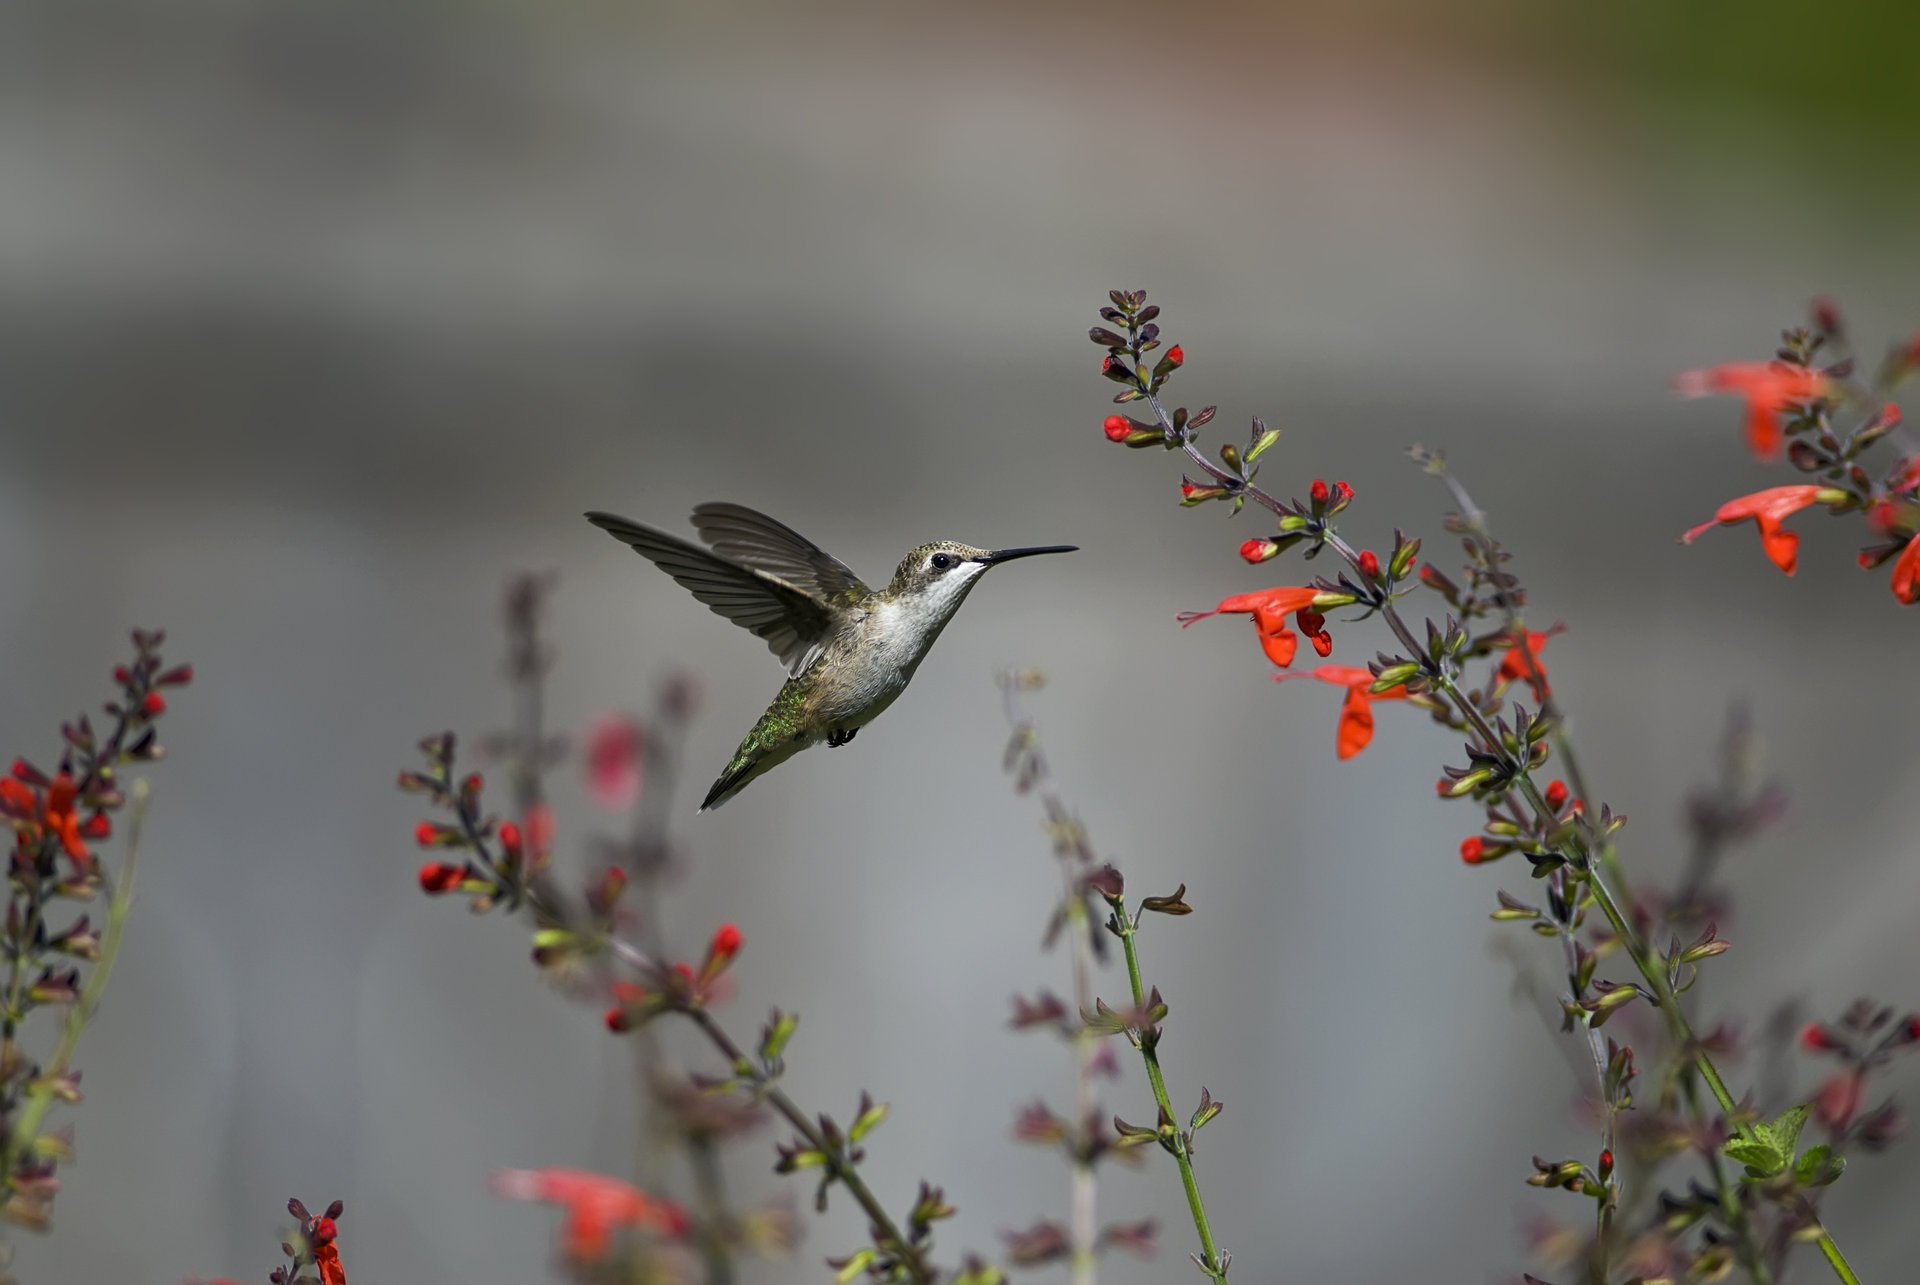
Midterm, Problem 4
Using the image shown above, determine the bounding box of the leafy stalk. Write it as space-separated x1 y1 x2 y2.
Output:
1107 894 1225 1281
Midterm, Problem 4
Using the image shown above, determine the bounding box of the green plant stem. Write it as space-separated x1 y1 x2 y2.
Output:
1812 1224 1861 1285
7 781 149 1162
684 1005 932 1284
1110 897 1225 1280
687 1133 738 1285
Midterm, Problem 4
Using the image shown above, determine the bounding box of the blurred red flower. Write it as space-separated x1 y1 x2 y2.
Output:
585 716 645 812
493 1168 689 1261
1890 533 1920 606
1674 362 1830 461
1496 628 1560 704
1277 665 1411 760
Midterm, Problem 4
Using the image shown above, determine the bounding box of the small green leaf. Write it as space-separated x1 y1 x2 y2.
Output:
1764 1103 1814 1160
835 1249 876 1283
1723 1139 1783 1176
1795 1144 1847 1188
1244 424 1281 465
849 1092 889 1144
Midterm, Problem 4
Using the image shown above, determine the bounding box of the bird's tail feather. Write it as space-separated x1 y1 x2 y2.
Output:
699 708 808 812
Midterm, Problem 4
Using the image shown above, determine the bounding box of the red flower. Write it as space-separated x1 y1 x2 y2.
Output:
1544 780 1570 811
1331 480 1353 507
702 922 744 982
1278 665 1411 760
1103 416 1131 442
418 862 466 893
525 802 556 856
1180 587 1338 669
41 773 88 864
2 773 93 867
1166 345 1184 366
1674 362 1831 461
498 820 523 858
585 715 645 812
140 691 167 717
1816 1070 1863 1131
313 1246 344 1285
1800 1022 1837 1052
1356 550 1380 580
709 923 743 961
1890 533 1920 605
413 821 439 848
1682 485 1844 575
1459 837 1488 865
492 1168 688 1261
1309 479 1329 505
1495 628 1561 704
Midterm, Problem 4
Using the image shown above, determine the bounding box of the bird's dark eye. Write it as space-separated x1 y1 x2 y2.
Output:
931 553 953 571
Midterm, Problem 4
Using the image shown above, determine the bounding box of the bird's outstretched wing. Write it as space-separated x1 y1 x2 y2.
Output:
688 503 871 607
586 511 841 675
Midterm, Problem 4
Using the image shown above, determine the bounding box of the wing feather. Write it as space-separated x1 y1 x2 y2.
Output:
586 511 835 674
689 502 869 605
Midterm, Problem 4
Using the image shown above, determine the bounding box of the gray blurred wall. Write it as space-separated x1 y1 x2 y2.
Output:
3 2 1917 1281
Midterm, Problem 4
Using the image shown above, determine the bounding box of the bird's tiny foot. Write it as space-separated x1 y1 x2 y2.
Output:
826 728 857 748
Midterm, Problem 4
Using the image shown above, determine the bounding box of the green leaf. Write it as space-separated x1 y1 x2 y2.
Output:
1795 1143 1847 1188
835 1249 877 1283
849 1092 889 1144
1723 1139 1784 1176
1762 1103 1813 1159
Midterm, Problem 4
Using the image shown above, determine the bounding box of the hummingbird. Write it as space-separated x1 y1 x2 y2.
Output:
586 503 1076 811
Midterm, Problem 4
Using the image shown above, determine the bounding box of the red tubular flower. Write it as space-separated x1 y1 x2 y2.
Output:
1277 665 1411 760
585 715 645 812
498 820 523 858
1239 538 1278 565
1309 479 1330 506
1673 362 1831 461
1459 836 1487 865
1179 586 1335 669
418 862 466 894
1799 1022 1838 1052
1167 345 1184 366
1682 485 1844 575
312 1243 345 1285
1495 627 1561 704
1356 550 1380 580
1890 533 1920 605
140 691 167 717
492 1168 688 1261
525 803 556 856
701 922 744 982
1103 415 1131 442
41 774 88 865
413 821 439 848
1816 1070 1863 1131
1544 780 1569 811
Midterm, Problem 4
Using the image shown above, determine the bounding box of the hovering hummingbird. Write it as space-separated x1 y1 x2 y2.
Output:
586 503 1076 811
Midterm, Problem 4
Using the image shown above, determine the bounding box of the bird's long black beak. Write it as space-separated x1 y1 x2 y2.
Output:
976 545 1079 566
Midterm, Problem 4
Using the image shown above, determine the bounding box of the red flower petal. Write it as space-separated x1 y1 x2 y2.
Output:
1891 533 1920 605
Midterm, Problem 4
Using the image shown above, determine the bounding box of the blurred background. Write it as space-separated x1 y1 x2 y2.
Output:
4 0 1919 1280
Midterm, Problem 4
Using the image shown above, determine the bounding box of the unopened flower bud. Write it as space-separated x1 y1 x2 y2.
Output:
1239 538 1279 565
